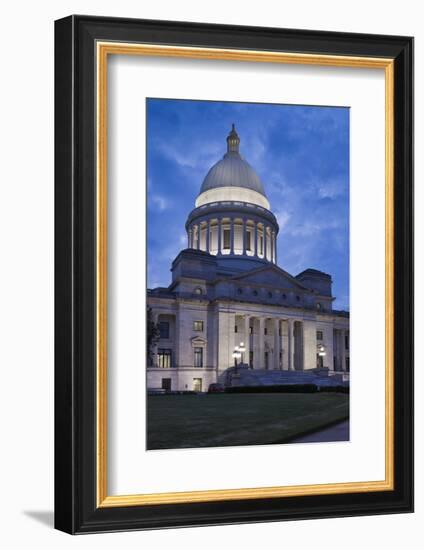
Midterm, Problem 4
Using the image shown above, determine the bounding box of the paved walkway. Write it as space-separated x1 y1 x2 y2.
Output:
290 420 349 443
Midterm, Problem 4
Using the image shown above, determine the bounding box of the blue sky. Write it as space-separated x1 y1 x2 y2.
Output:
147 98 349 310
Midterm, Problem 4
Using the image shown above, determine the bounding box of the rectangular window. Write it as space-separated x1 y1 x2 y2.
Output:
249 326 253 334
157 349 172 368
194 347 203 368
249 350 253 368
346 357 350 372
234 325 238 333
158 321 170 339
345 333 349 350
161 378 171 391
193 320 204 332
264 327 268 335
316 330 323 340
246 230 252 251
193 378 203 392
223 228 231 249
264 351 269 370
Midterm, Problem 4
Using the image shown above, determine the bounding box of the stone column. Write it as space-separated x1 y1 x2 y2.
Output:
272 231 276 263
287 318 294 370
256 317 265 370
258 317 265 369
242 219 247 255
188 228 192 248
174 307 180 368
254 222 258 257
341 329 346 371
243 315 250 366
298 321 304 371
217 219 222 255
230 219 235 254
195 225 200 250
151 311 159 367
206 220 210 252
263 226 268 260
273 318 280 370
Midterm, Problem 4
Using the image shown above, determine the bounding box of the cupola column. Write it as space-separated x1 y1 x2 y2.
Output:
217 218 222 255
188 228 193 248
242 218 247 255
230 219 235 254
206 220 210 252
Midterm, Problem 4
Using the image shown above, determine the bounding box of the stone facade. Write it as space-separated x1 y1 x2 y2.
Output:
147 126 349 392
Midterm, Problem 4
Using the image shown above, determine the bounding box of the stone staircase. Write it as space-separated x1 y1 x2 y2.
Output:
218 366 349 388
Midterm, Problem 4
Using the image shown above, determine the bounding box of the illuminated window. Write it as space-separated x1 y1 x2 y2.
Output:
157 349 172 368
246 230 252 251
193 378 203 392
193 320 203 332
223 228 231 249
194 348 203 368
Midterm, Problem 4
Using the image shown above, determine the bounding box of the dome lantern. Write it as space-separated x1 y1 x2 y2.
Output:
226 123 240 154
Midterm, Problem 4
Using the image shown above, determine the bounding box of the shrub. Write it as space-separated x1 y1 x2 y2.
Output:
225 384 318 394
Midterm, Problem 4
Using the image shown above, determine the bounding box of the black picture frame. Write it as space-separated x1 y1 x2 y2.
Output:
55 15 414 534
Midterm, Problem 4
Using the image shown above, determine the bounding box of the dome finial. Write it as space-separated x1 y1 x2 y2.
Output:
226 123 240 154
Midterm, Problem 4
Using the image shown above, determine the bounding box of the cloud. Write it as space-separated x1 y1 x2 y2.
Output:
316 178 347 200
274 209 291 231
150 194 168 211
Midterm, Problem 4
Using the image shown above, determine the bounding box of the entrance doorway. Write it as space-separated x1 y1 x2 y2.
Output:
193 378 202 392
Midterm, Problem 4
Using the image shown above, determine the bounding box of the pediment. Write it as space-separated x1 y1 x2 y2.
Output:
191 336 207 346
231 265 307 291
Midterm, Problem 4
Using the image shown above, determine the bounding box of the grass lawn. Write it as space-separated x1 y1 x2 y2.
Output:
147 393 349 450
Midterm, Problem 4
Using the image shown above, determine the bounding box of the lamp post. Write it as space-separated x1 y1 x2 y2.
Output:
232 346 242 375
238 342 246 366
317 344 326 369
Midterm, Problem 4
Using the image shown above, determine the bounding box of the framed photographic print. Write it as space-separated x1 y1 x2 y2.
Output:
54 15 413 533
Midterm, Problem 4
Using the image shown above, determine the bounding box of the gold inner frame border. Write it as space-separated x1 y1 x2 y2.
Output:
96 42 395 508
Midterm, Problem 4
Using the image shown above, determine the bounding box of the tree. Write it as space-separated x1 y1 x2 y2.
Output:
147 307 160 366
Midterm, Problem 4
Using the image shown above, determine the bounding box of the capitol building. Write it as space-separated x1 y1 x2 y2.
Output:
147 125 349 392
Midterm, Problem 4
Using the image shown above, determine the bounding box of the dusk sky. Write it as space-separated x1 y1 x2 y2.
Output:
146 98 349 310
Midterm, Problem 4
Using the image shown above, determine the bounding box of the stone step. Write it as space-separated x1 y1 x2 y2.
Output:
219 366 348 388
